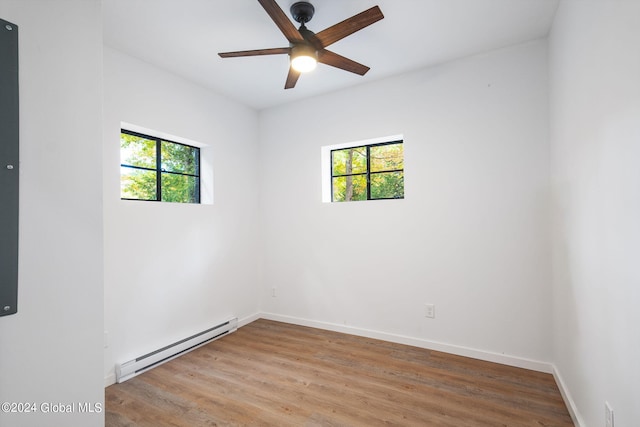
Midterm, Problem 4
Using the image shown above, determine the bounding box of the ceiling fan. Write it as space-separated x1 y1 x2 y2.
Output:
218 0 384 89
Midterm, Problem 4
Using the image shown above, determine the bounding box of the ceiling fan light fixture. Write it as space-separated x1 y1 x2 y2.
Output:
290 44 317 73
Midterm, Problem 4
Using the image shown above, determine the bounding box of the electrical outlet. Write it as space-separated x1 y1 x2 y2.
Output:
605 402 614 427
425 304 435 319
271 287 277 297
104 331 109 349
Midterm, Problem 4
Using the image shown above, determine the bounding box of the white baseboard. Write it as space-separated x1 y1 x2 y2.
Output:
238 312 261 328
552 365 584 427
104 372 116 388
260 312 554 374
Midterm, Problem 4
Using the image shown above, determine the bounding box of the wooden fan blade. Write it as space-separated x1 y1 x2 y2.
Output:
318 50 370 75
218 47 290 58
315 6 384 48
284 67 301 89
257 0 305 43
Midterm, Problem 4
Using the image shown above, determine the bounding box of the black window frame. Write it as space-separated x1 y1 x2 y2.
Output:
120 129 201 203
330 140 404 202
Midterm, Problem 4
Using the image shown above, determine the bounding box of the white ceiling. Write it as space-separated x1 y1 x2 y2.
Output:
103 0 560 110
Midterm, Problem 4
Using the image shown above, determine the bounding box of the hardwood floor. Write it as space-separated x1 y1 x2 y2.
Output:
105 319 573 426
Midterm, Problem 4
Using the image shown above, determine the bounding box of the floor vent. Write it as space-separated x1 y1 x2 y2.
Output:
116 317 238 383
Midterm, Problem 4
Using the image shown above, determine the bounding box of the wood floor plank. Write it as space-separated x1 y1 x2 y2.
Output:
106 319 573 426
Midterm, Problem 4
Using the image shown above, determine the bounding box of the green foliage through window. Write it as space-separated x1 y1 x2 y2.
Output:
331 141 404 202
120 130 200 203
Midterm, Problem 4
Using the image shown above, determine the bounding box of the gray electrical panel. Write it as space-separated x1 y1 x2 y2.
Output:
0 18 19 317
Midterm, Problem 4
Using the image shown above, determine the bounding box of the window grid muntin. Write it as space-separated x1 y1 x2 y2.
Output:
120 129 201 203
330 140 403 202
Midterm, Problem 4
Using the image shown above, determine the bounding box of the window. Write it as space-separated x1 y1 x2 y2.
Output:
120 129 200 203
331 140 404 202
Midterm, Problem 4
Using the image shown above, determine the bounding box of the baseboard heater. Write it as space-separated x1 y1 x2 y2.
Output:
115 317 238 383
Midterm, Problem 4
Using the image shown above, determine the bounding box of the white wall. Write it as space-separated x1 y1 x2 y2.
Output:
0 1 104 426
259 40 553 367
549 1 640 426
103 48 262 383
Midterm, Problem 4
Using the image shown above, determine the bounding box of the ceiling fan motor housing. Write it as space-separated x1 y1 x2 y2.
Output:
290 1 315 24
